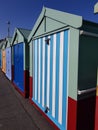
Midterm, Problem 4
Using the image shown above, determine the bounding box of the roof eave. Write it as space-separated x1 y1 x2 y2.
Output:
28 7 46 42
28 7 83 42
11 28 25 45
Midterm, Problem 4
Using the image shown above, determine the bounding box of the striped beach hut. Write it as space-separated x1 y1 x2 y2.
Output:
11 28 31 98
28 7 98 130
5 37 12 80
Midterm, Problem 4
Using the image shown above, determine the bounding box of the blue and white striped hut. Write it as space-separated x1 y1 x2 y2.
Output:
28 7 98 130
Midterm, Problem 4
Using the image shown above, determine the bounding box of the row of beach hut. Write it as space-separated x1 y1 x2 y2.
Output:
0 7 98 130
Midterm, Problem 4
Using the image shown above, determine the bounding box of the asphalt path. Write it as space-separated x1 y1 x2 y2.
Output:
0 69 54 130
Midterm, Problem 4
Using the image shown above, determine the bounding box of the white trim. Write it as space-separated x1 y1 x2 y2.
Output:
58 31 64 124
34 40 38 100
46 36 50 108
42 37 45 107
52 34 56 118
33 41 35 99
38 39 41 103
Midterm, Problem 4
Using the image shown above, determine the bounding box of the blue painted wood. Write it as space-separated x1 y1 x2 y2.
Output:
13 43 24 92
55 32 60 120
62 30 68 128
44 37 48 108
32 30 68 130
49 35 53 115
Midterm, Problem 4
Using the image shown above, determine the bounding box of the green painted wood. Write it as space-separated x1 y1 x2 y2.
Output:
24 43 29 71
11 28 31 45
11 30 24 45
12 46 14 65
45 7 82 28
78 35 98 90
68 27 80 100
28 7 82 42
2 42 6 50
34 16 68 38
6 37 12 48
29 41 33 77
0 39 6 50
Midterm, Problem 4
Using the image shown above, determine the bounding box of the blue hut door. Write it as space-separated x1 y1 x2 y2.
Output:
33 30 68 130
14 43 24 92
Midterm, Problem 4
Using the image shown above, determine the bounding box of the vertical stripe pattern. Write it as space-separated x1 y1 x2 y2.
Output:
38 39 41 103
33 30 68 130
58 31 64 124
34 40 38 100
46 36 50 108
52 34 56 118
42 37 45 107
33 41 35 99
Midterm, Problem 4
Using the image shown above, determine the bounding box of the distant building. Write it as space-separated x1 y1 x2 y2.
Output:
0 38 6 49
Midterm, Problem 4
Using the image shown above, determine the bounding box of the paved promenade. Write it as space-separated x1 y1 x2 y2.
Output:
0 69 54 130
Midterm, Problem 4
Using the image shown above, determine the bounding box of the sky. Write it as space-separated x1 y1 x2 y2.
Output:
0 0 98 39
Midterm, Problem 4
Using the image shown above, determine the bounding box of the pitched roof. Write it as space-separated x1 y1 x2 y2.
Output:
18 28 31 39
0 39 6 49
11 28 31 45
28 7 82 42
7 37 12 43
6 37 12 48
